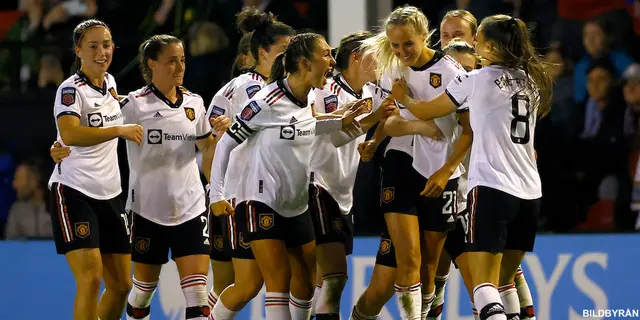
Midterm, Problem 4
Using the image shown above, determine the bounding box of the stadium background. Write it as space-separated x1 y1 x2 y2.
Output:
1 0 640 319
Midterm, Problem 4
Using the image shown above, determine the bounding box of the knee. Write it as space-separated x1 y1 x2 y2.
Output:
76 271 102 293
237 280 263 304
396 248 421 272
109 277 133 296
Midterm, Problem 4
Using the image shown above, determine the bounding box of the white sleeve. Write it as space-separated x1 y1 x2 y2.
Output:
119 93 138 124
195 98 212 139
209 134 241 203
315 118 343 134
445 74 475 113
54 83 82 119
236 79 264 104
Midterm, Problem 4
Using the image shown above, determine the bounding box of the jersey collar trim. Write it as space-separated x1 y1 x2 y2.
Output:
244 69 267 81
277 79 307 108
333 74 361 99
410 50 445 72
148 84 184 108
75 70 107 95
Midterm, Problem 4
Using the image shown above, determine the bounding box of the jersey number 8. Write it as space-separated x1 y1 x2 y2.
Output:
510 94 531 144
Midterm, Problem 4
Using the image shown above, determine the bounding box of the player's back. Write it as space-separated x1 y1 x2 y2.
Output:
457 66 541 199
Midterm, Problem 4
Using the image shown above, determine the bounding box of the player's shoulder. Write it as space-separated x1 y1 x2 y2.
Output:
251 81 281 102
130 85 154 100
105 72 117 87
364 82 388 99
57 73 84 92
236 71 266 98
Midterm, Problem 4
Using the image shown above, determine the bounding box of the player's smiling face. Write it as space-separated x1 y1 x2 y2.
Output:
309 38 336 89
440 17 475 49
387 24 425 67
76 26 114 75
151 42 186 87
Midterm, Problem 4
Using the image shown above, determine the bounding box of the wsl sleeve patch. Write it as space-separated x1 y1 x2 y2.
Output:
240 101 261 121
209 106 225 126
323 95 338 113
246 85 261 98
61 87 76 106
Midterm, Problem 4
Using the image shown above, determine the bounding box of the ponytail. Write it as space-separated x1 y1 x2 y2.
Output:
479 15 553 117
268 53 287 83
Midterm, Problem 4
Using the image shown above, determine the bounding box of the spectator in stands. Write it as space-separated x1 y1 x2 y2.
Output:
545 46 580 142
37 52 63 89
574 19 635 104
41 0 97 31
624 63 640 106
5 158 52 240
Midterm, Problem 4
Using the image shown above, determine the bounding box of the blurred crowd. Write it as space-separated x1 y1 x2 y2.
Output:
1 0 640 239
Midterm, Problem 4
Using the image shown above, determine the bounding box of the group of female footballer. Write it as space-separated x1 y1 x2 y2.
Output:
48 4 550 320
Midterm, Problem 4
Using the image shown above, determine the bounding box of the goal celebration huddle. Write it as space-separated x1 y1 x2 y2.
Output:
47 4 549 320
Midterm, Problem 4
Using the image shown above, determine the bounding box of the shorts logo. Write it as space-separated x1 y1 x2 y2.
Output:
239 232 250 249
332 218 343 233
184 107 196 121
280 125 295 140
135 237 150 253
259 213 274 230
324 95 338 113
108 87 119 101
429 73 442 88
379 238 391 255
74 222 90 238
246 85 261 98
147 129 162 144
382 187 394 203
88 112 103 127
213 235 224 251
240 101 261 121
61 87 76 106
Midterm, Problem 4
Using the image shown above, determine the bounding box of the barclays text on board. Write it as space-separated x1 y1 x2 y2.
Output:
0 235 639 320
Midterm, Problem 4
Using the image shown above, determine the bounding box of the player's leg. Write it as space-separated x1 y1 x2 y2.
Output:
246 201 293 320
350 231 397 319
381 151 423 319
173 211 214 320
211 204 264 320
426 250 452 320
419 178 458 318
514 266 535 320
501 197 540 320
126 213 167 320
465 187 519 320
209 213 235 309
49 183 103 320
97 198 133 320
308 185 351 319
286 210 317 320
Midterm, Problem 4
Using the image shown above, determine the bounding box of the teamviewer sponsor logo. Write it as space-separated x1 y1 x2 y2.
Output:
88 112 103 127
280 125 295 140
147 129 163 144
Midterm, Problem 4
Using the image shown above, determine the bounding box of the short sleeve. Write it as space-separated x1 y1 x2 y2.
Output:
120 92 138 124
54 84 82 119
236 79 264 104
195 97 212 139
227 100 270 144
445 74 474 113
367 83 389 112
312 88 338 113
207 95 231 129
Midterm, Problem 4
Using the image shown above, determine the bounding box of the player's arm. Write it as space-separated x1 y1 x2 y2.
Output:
194 99 215 182
394 93 457 122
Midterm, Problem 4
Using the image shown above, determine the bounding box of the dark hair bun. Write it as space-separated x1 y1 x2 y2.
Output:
237 8 275 33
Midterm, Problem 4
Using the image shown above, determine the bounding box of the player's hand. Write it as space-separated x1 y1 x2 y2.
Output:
118 124 143 146
342 99 368 126
343 121 362 137
379 97 397 121
50 141 70 163
358 140 378 162
211 115 232 132
391 78 409 102
416 120 444 141
210 200 234 216
421 167 453 197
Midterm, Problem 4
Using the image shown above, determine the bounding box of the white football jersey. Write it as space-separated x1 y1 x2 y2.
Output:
206 70 267 200
447 66 542 199
121 84 212 226
382 52 465 179
48 71 123 200
310 75 387 214
211 79 315 217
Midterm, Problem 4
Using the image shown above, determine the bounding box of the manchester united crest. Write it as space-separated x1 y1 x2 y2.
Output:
135 237 150 253
108 87 119 101
429 73 442 88
259 213 274 230
379 239 391 255
332 218 343 233
214 235 224 251
74 222 90 238
239 232 250 249
184 107 196 121
382 187 394 204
